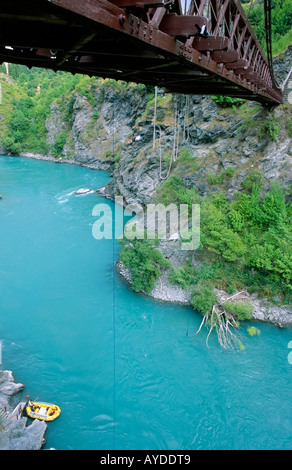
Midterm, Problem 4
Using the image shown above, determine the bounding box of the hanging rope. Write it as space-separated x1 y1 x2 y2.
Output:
172 99 178 163
157 93 180 180
153 86 158 150
263 0 281 90
183 95 190 142
172 94 180 163
159 125 173 180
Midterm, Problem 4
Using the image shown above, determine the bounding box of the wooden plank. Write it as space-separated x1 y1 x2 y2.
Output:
211 50 239 63
159 14 207 37
224 59 248 69
234 66 253 75
192 36 230 52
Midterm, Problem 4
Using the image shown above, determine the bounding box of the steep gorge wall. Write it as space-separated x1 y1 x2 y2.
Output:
105 97 292 204
44 82 292 205
45 83 148 171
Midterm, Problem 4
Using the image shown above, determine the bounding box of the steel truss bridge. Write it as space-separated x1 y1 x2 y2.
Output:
0 0 283 105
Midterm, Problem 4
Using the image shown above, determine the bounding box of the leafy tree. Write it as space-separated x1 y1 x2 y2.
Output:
211 95 245 107
201 199 247 262
246 0 292 54
120 239 170 293
191 283 217 316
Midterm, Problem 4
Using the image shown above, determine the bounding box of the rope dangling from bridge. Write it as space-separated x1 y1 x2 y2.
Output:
172 95 180 163
154 91 180 180
159 125 173 180
183 95 190 142
153 86 158 151
263 0 282 90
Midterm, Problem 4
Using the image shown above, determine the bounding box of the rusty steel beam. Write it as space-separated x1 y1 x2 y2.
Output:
211 50 239 63
234 66 253 75
192 36 230 52
224 59 249 69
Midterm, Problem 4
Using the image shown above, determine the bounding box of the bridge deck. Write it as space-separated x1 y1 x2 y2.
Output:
0 0 283 105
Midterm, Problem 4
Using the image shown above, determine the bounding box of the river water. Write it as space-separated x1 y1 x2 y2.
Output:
0 155 291 450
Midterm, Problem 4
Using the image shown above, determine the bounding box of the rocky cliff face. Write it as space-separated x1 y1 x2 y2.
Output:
41 88 292 204
45 83 148 171
103 97 291 207
98 48 291 204
0 370 47 450
43 47 292 205
274 44 292 86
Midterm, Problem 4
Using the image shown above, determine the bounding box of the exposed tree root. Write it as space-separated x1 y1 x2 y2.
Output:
195 291 247 350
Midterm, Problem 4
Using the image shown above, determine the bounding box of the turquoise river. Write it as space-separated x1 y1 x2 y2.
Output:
0 155 291 450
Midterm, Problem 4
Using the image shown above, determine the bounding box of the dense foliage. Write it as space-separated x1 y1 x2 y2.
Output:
0 65 148 156
191 284 217 316
120 239 171 293
0 66 83 154
159 173 292 308
242 0 292 55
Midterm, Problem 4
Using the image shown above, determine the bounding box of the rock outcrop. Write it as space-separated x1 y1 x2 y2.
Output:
0 371 47 450
46 83 148 171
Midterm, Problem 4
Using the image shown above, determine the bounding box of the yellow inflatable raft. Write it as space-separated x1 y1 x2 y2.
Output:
26 401 61 422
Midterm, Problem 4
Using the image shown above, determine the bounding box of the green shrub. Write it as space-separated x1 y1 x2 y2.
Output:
207 168 234 186
211 95 245 108
169 262 196 289
224 167 234 178
1 134 22 154
242 169 265 192
247 326 261 336
198 185 291 301
193 263 219 283
114 152 121 167
120 240 170 293
224 300 254 320
191 284 217 315
154 176 186 205
260 117 281 142
52 131 67 157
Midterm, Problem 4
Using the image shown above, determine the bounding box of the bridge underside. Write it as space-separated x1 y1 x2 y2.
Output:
0 0 283 105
